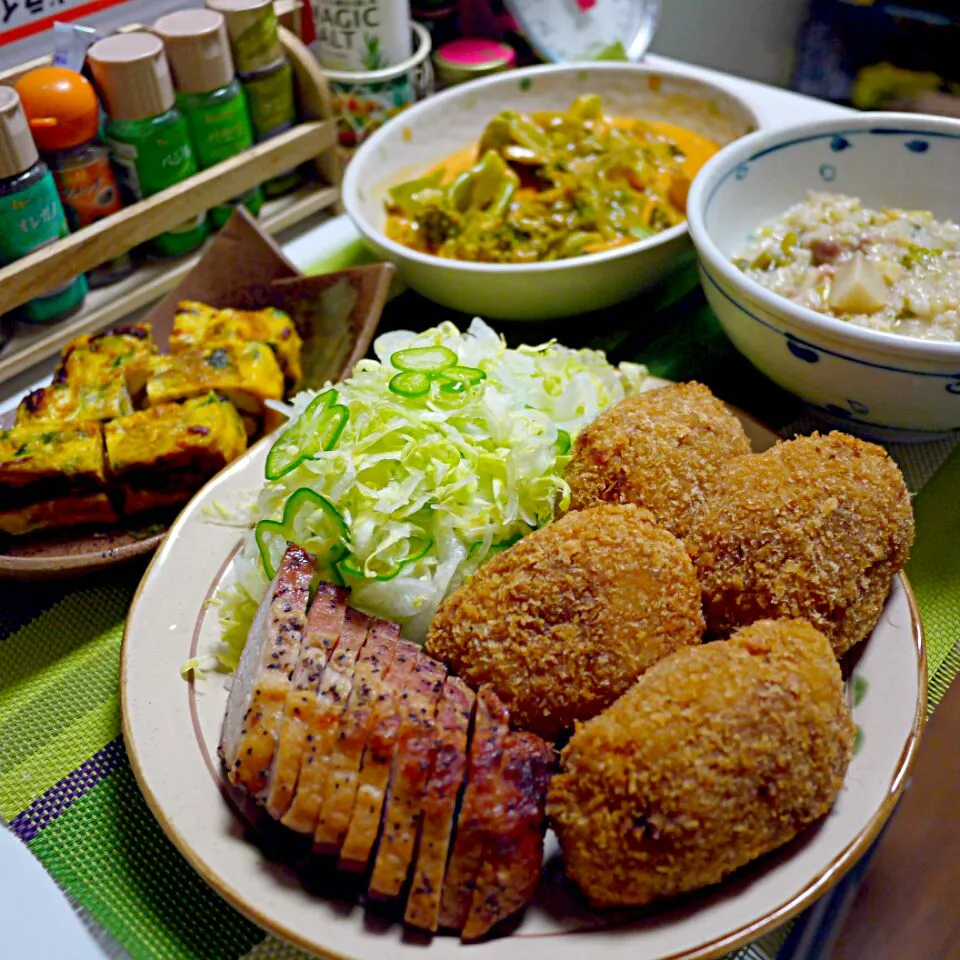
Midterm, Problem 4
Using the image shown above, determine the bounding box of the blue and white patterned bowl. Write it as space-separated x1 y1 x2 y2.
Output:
686 113 960 442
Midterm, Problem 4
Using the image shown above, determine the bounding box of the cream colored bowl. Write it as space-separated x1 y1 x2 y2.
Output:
342 63 760 320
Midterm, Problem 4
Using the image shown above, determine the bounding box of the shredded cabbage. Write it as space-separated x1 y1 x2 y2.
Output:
213 317 647 666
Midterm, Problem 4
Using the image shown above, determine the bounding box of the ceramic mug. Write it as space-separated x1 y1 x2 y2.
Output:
322 22 434 163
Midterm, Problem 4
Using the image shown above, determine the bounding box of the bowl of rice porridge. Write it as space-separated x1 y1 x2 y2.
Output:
687 112 960 441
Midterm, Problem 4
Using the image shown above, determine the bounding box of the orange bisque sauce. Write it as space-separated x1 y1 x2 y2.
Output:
385 116 720 257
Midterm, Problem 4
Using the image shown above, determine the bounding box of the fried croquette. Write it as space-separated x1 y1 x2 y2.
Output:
547 618 855 908
425 504 704 739
563 381 751 538
686 431 914 658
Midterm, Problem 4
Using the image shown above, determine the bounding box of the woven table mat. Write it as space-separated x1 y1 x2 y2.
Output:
2 277 958 960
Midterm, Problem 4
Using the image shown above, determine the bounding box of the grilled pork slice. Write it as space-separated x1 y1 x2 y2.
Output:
281 607 370 834
338 640 421 871
315 618 401 852
265 583 350 819
220 545 313 798
404 677 476 932
438 685 511 930
368 653 448 898
461 732 555 941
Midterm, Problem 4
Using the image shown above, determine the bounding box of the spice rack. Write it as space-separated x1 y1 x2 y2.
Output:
0 23 341 388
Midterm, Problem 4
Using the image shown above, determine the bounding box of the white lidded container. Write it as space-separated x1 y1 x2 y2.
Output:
311 0 412 72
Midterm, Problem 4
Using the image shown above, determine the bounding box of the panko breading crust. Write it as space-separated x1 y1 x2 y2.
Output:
686 431 914 657
564 382 751 538
425 504 704 738
547 618 855 908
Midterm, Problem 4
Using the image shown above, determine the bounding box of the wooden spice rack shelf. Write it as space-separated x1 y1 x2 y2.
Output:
0 22 341 388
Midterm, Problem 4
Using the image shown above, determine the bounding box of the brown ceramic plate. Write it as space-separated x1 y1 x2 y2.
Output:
0 211 394 581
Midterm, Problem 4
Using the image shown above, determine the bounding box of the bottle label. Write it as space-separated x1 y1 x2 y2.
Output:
312 0 413 71
244 62 296 140
0 171 70 264
0 171 85 321
186 93 255 169
106 130 204 236
54 151 123 229
233 10 281 73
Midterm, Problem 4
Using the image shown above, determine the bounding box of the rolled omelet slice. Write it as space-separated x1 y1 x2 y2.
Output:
104 393 247 515
15 377 134 427
0 422 116 535
547 618 855 908
145 340 284 432
171 302 302 390
56 323 156 399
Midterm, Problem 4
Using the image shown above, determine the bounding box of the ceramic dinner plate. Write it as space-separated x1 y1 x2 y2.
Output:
122 402 926 960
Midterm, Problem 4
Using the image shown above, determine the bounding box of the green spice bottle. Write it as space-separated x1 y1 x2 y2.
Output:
207 0 302 198
155 9 262 230
0 87 86 326
87 32 209 258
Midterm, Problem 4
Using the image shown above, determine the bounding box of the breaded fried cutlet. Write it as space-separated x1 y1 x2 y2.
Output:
564 381 751 538
547 618 855 908
426 504 704 739
686 431 914 657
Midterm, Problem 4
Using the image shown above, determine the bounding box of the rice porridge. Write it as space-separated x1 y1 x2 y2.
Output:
735 192 960 341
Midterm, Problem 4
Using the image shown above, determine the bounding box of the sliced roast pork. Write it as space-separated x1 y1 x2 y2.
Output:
314 618 400 851
437 685 511 930
221 581 554 941
338 640 421 871
368 653 448 898
281 607 370 834
404 676 475 932
265 582 350 819
220 544 313 798
461 732 555 940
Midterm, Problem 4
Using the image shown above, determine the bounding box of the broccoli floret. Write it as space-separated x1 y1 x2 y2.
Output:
417 207 462 248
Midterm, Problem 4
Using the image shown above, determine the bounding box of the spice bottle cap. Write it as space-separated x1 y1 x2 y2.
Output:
0 86 40 179
154 9 236 94
15 66 100 151
87 32 176 122
434 38 517 87
206 0 282 74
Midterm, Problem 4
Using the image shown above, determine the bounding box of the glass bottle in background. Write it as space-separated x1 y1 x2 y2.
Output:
312 0 413 71
154 9 263 230
15 66 134 287
0 87 87 327
207 0 302 197
87 33 209 258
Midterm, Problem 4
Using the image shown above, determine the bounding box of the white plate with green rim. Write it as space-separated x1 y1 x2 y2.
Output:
122 396 926 960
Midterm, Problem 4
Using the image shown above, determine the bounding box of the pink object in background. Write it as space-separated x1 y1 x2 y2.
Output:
576 0 597 9
437 37 517 67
